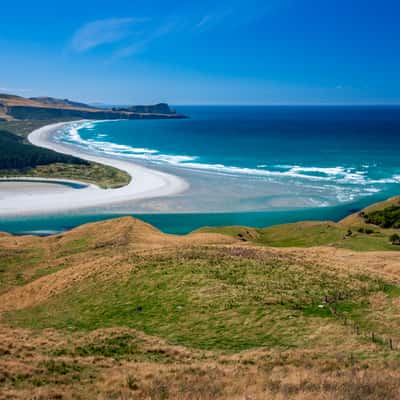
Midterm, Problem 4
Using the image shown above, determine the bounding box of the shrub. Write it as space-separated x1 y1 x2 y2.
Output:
364 205 400 229
389 233 400 245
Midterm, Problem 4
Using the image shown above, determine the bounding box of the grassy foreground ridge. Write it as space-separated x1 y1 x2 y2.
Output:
1 198 400 399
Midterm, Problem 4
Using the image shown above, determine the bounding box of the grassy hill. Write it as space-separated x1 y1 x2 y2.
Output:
198 197 400 252
1 207 400 399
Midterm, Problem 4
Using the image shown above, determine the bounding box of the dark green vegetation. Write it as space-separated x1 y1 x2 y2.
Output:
0 129 86 170
0 121 130 188
362 203 400 229
390 233 400 245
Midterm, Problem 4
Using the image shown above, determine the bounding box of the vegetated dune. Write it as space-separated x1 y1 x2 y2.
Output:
2 204 400 399
340 195 400 226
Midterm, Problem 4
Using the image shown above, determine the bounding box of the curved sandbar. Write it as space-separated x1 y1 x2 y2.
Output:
0 121 189 216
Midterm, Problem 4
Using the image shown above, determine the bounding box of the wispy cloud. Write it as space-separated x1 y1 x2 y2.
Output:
114 20 178 58
0 87 32 93
70 18 147 52
194 0 287 31
112 6 236 59
70 2 286 59
196 15 213 28
195 8 234 31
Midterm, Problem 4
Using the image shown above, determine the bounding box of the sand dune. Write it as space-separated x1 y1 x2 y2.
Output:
0 121 189 216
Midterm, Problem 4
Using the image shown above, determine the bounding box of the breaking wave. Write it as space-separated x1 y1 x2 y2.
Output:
56 121 400 205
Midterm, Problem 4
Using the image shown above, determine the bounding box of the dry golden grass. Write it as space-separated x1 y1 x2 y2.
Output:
0 94 102 111
1 216 400 399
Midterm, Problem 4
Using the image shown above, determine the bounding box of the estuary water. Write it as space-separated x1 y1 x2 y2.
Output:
1 106 400 234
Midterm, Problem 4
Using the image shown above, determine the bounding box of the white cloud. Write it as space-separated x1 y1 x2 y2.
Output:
196 15 213 28
70 18 147 52
195 9 234 31
0 87 32 93
114 20 178 58
69 2 286 59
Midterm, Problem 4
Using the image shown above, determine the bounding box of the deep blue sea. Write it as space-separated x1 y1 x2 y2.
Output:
1 106 400 235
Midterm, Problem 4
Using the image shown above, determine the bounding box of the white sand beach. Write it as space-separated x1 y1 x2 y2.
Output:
0 121 189 217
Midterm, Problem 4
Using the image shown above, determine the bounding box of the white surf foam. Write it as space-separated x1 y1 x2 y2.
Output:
58 121 400 205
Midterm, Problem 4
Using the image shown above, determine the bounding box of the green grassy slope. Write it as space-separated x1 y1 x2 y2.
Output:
5 245 400 352
198 221 400 251
2 217 400 399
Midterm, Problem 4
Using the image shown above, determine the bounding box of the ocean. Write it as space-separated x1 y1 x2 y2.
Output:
1 106 400 234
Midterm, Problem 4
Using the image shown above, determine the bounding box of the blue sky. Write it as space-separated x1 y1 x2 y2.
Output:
1 0 400 105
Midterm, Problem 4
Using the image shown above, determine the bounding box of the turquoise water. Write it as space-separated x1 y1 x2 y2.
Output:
1 106 400 235
1 178 88 189
0 198 384 236
62 106 400 207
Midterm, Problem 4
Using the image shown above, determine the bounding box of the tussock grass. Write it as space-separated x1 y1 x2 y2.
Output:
0 247 44 293
5 246 400 353
2 216 400 398
199 220 400 251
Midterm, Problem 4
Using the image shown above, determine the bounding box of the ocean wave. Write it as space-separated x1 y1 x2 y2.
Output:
307 198 330 207
393 175 400 182
58 121 400 204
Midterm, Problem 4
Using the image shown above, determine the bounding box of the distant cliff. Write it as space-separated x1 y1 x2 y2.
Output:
5 106 184 121
112 103 176 115
0 94 186 121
